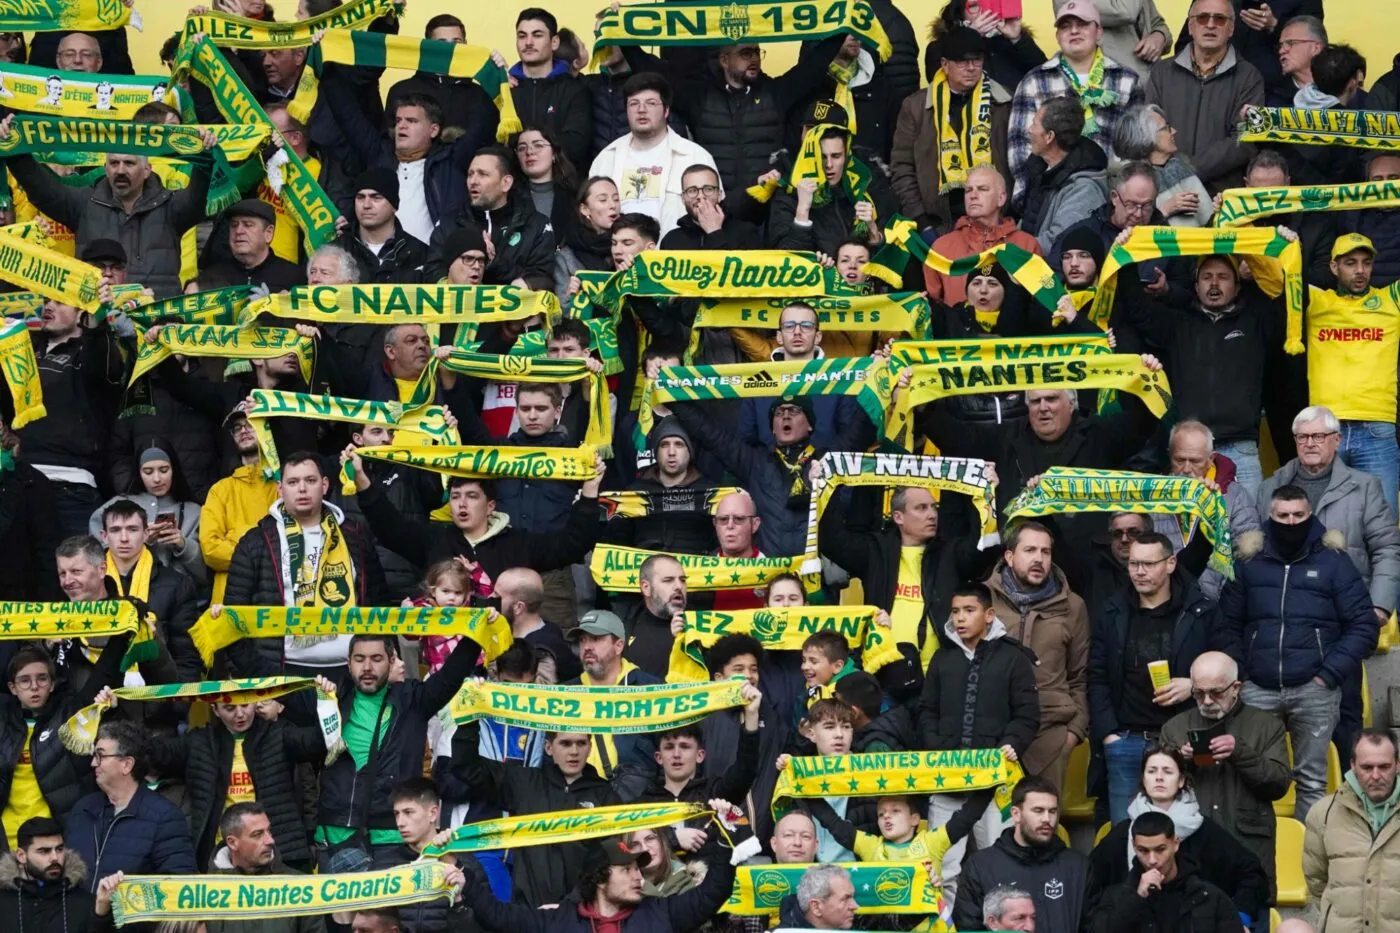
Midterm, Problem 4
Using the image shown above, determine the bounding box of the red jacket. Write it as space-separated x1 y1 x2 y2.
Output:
924 216 1043 306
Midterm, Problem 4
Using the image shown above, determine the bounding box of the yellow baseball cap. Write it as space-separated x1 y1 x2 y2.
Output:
1332 233 1376 260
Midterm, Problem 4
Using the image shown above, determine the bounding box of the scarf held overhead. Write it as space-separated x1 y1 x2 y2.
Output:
1091 225 1304 351
728 862 945 916
0 0 135 31
187 605 512 667
180 0 401 48
111 863 454 926
291 30 520 142
591 0 892 65
422 802 709 857
0 63 191 122
1238 106 1400 151
342 444 599 495
448 678 748 733
242 284 557 327
1215 180 1400 227
0 318 44 428
0 226 103 311
1006 467 1234 578
590 250 829 312
591 545 819 593
774 748 1025 816
130 325 314 383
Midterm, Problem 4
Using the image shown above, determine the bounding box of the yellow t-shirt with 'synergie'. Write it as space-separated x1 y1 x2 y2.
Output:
1306 282 1400 423
2 722 50 846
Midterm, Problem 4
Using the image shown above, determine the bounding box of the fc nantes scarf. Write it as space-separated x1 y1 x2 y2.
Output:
58 677 337 756
747 123 877 238
1238 105 1400 152
639 357 893 442
435 350 612 455
283 506 356 611
1006 467 1235 579
774 748 1024 817
0 317 44 428
932 70 993 193
188 605 512 668
0 115 261 214
180 0 400 48
803 451 999 576
171 38 340 248
0 226 104 312
423 802 708 857
342 444 600 495
242 284 555 328
123 285 250 327
591 545 818 592
1215 180 1400 228
448 678 748 733
1091 225 1305 351
729 862 945 917
129 325 314 384
292 30 520 142
111 863 454 926
0 0 136 31
666 606 903 683
0 63 191 122
590 0 893 67
692 291 931 341
511 316 622 376
248 390 456 479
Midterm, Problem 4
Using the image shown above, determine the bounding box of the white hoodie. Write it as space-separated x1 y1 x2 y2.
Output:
942 615 1010 660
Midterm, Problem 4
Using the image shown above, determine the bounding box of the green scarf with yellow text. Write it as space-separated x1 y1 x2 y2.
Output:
1238 105 1400 151
0 0 134 31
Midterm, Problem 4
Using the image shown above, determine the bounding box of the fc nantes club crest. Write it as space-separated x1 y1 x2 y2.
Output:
720 1 752 41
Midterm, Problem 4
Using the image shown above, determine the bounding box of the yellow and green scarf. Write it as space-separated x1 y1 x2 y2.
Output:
747 123 877 238
1090 225 1305 351
291 30 519 142
188 604 512 668
111 863 454 926
932 70 993 193
283 506 357 610
511 315 622 376
589 0 893 68
0 63 192 122
423 802 708 857
0 318 44 429
691 290 931 344
342 443 599 497
1215 180 1400 228
0 0 135 31
1059 47 1113 135
590 544 818 593
123 285 251 328
1238 105 1400 151
869 218 1067 309
591 249 829 313
180 0 401 48
129 325 314 384
774 748 1024 816
0 226 103 312
729 862 946 918
242 283 556 328
1006 466 1234 579
0 601 138 639
448 678 748 732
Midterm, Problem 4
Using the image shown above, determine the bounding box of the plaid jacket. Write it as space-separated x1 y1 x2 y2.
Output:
1008 52 1145 204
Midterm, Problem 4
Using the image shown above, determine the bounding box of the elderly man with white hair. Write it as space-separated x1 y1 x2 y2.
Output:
1150 420 1259 599
777 864 857 930
984 885 1036 932
1160 651 1290 889
1259 404 1400 754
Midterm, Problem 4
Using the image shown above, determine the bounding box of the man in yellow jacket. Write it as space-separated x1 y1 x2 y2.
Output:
199 409 278 603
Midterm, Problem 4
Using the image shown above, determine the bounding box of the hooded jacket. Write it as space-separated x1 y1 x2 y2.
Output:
200 464 281 605
986 563 1091 741
952 828 1090 933
426 193 557 289
1217 519 1380 689
1020 136 1111 253
450 719 623 908
65 785 197 889
0 850 95 933
918 618 1040 754
1089 852 1242 933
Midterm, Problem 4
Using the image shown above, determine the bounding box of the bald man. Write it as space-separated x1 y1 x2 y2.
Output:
712 490 767 611
1161 651 1291 885
493 567 579 683
771 810 819 863
56 33 102 73
925 166 1043 306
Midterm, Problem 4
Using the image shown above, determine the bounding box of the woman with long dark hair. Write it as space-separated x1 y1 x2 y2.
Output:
513 125 579 236
553 176 621 301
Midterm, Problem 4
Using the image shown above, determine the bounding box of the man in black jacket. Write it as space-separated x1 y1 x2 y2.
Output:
385 14 502 144
510 8 593 169
767 126 901 256
371 779 469 933
0 817 95 933
952 776 1090 933
199 199 307 293
637 685 762 812
657 165 763 251
427 147 557 287
1089 810 1240 933
333 168 429 285
609 416 719 554
311 630 482 871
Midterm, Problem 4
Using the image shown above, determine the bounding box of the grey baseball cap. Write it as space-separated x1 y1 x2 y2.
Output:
567 609 625 641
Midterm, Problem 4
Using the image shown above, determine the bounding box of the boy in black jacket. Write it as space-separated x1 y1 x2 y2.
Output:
919 581 1041 900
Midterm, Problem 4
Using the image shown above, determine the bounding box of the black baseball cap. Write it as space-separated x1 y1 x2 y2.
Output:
227 198 276 225
81 238 126 265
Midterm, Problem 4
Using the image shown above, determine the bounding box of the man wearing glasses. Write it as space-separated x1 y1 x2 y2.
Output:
1161 651 1290 888
1270 15 1327 106
657 164 761 252
1144 0 1264 193
1088 530 1219 823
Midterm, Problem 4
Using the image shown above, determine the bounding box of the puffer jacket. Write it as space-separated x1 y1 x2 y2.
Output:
0 633 133 850
200 465 281 604
866 0 920 105
1217 519 1380 689
918 619 1040 754
0 850 95 933
7 328 124 480
1259 458 1400 613
65 786 197 889
3 157 210 298
205 849 325 933
151 717 327 869
986 562 1091 740
1089 853 1243 933
1304 775 1400 933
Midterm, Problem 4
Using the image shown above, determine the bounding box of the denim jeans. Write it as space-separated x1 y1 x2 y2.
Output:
51 480 100 542
1339 420 1399 519
1103 732 1151 825
1215 439 1262 504
1242 679 1341 819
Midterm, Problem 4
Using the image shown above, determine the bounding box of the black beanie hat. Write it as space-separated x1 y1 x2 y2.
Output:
353 166 400 210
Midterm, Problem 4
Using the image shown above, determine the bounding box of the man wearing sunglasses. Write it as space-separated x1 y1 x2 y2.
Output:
1161 650 1290 890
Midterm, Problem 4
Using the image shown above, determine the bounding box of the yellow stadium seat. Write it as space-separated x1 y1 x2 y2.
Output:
1274 734 1296 818
1060 741 1096 821
1094 822 1112 846
1376 613 1395 653
840 578 865 606
1270 908 1282 933
1364 664 1374 728
1275 817 1308 907
1328 743 1342 795
1055 823 1071 846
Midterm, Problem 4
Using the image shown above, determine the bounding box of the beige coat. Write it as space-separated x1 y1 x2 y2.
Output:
1304 781 1400 933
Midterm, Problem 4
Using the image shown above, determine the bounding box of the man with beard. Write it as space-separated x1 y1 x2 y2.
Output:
1161 651 1290 890
985 523 1089 793
657 164 760 251
0 818 94 933
209 803 324 933
622 555 686 678
200 411 280 604
953 777 1090 933
0 115 215 298
308 630 484 871
564 610 662 777
427 147 555 288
